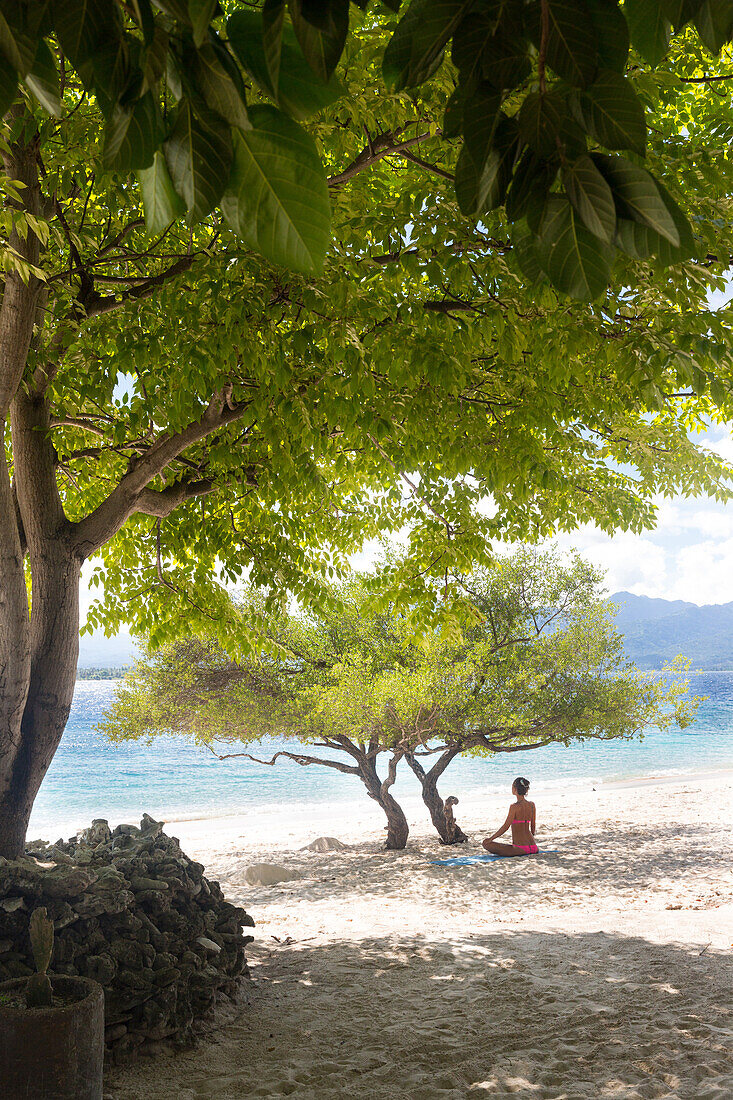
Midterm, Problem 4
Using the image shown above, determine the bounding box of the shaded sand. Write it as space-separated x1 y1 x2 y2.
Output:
107 778 733 1099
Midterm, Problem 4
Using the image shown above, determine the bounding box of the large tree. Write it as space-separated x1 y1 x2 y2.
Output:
101 553 695 849
1 4 733 858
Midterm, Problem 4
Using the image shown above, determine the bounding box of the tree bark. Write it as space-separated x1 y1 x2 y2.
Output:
405 749 468 844
0 380 82 859
356 751 409 850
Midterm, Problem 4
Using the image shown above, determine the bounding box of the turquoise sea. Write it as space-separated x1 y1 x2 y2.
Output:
28 672 733 839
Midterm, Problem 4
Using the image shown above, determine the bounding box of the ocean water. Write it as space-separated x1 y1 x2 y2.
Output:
28 672 733 839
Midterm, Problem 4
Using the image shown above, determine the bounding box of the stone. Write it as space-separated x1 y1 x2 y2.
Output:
196 936 222 955
77 819 112 846
244 863 301 886
301 836 349 852
140 814 164 836
43 868 95 898
0 897 26 913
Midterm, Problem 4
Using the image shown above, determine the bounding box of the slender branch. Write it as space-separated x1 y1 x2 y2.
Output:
328 129 439 188
396 148 454 182
367 433 452 531
206 744 359 775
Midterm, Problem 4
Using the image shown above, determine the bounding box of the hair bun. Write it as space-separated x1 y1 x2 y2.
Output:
514 776 530 796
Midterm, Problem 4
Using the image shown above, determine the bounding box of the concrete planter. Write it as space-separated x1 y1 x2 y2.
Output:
0 975 104 1100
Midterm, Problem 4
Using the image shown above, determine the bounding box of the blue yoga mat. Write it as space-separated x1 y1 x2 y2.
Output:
431 851 560 866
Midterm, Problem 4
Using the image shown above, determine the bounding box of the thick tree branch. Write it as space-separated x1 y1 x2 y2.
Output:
83 256 196 319
73 388 253 557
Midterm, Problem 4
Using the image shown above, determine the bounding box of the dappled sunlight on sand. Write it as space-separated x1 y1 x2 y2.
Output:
108 778 733 1100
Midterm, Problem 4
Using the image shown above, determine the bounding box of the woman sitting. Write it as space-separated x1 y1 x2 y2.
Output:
483 777 538 857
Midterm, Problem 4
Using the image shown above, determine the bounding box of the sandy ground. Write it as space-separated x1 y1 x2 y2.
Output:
107 776 733 1099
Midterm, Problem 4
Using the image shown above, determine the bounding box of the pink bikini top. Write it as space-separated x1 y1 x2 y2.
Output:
513 819 531 824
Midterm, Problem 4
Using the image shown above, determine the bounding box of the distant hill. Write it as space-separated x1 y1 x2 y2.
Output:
609 591 733 670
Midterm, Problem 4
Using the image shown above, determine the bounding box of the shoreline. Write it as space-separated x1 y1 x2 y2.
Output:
28 766 733 845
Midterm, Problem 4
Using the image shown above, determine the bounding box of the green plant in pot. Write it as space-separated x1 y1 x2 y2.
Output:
0 908 105 1100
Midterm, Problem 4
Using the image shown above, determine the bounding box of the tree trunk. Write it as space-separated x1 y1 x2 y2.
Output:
0 547 80 859
0 386 81 860
405 750 468 845
357 753 409 849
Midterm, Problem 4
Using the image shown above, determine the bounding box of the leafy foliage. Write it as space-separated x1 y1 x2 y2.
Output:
1 2 733 291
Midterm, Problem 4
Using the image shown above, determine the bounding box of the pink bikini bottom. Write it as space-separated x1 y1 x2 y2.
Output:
516 844 539 855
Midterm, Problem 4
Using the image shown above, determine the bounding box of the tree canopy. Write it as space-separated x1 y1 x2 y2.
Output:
3 2 733 294
102 550 697 848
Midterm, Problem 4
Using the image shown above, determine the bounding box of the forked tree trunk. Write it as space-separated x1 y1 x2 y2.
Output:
357 752 409 849
405 749 468 845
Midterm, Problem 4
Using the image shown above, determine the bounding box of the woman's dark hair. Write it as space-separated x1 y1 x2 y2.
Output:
514 777 530 796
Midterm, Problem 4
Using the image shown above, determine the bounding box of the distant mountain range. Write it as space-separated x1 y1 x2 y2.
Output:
609 591 733 670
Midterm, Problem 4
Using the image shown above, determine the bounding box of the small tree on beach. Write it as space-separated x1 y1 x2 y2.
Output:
102 578 432 848
101 551 695 848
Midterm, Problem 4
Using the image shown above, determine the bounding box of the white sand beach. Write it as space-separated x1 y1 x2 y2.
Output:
107 776 733 1099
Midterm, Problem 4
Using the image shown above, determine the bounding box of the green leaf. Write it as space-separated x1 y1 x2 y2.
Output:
538 195 613 298
452 7 530 92
24 39 62 116
137 149 186 232
654 177 694 253
585 0 629 72
0 10 23 72
130 0 155 45
151 0 191 21
288 0 349 82
455 112 519 217
563 154 616 242
221 105 331 275
228 10 344 119
443 86 464 138
694 0 733 54
526 0 599 87
164 98 233 219
142 22 168 92
512 220 548 283
624 0 671 66
189 0 217 47
53 0 121 71
616 177 695 265
462 83 502 168
505 151 556 227
578 70 646 155
592 154 680 245
193 41 250 130
518 91 585 159
0 7 38 75
383 0 473 91
0 56 17 116
104 91 164 173
263 0 285 95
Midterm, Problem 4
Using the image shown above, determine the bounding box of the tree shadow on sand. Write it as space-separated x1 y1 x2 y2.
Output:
108 928 733 1100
